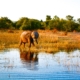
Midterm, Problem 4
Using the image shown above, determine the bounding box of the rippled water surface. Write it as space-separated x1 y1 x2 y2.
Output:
0 48 80 80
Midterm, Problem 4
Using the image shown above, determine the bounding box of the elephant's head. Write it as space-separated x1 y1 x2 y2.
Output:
31 31 39 44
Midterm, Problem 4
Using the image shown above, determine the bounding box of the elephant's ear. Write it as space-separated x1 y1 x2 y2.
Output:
32 31 39 39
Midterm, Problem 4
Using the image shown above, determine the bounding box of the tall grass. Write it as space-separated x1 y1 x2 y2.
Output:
0 30 21 49
0 30 80 53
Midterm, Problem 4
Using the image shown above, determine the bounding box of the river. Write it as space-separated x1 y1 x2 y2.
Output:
0 48 80 80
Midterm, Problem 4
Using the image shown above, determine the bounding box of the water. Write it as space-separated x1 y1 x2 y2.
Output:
0 48 80 80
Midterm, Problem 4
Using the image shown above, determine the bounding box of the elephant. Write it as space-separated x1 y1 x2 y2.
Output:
19 31 39 48
20 49 38 70
20 49 38 62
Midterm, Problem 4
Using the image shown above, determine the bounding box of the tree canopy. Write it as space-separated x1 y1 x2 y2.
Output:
0 15 80 32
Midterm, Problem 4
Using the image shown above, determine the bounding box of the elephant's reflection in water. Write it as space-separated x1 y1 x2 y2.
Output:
20 49 38 70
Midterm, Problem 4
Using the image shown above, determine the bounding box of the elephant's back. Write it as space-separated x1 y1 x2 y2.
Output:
20 31 31 42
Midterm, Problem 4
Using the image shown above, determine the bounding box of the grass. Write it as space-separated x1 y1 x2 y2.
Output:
0 30 80 53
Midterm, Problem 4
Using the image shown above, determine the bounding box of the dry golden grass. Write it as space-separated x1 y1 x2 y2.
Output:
0 30 21 49
0 30 80 53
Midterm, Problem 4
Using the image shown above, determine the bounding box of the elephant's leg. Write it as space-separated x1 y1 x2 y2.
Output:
28 38 31 48
19 38 23 47
28 42 31 48
36 39 38 44
28 40 35 48
32 42 35 46
24 43 26 48
30 37 35 46
19 41 22 47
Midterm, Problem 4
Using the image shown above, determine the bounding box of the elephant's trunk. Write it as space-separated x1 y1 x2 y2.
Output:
31 31 39 44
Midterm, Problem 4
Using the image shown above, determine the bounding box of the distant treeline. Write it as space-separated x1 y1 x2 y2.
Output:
0 15 80 31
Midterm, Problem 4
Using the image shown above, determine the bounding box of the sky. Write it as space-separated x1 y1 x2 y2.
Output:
0 0 80 21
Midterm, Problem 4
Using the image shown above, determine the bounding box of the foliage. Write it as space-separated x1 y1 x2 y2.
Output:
46 15 52 21
0 17 14 29
0 15 80 31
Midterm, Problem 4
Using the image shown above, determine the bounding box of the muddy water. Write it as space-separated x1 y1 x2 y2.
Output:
0 48 80 80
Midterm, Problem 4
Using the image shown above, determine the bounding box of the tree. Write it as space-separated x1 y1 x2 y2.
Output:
46 15 52 21
16 17 29 29
0 17 13 29
30 19 41 30
77 18 80 24
53 15 60 21
19 18 41 30
20 18 31 30
66 15 73 21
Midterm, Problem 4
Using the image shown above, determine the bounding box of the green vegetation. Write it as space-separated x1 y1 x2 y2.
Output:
0 15 80 32
0 15 80 52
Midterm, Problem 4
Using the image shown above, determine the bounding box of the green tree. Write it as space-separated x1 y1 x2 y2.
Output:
19 18 41 30
0 17 13 29
66 15 73 21
30 19 41 30
53 15 60 21
59 19 66 31
77 18 80 24
16 17 29 29
20 18 31 30
46 15 52 21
